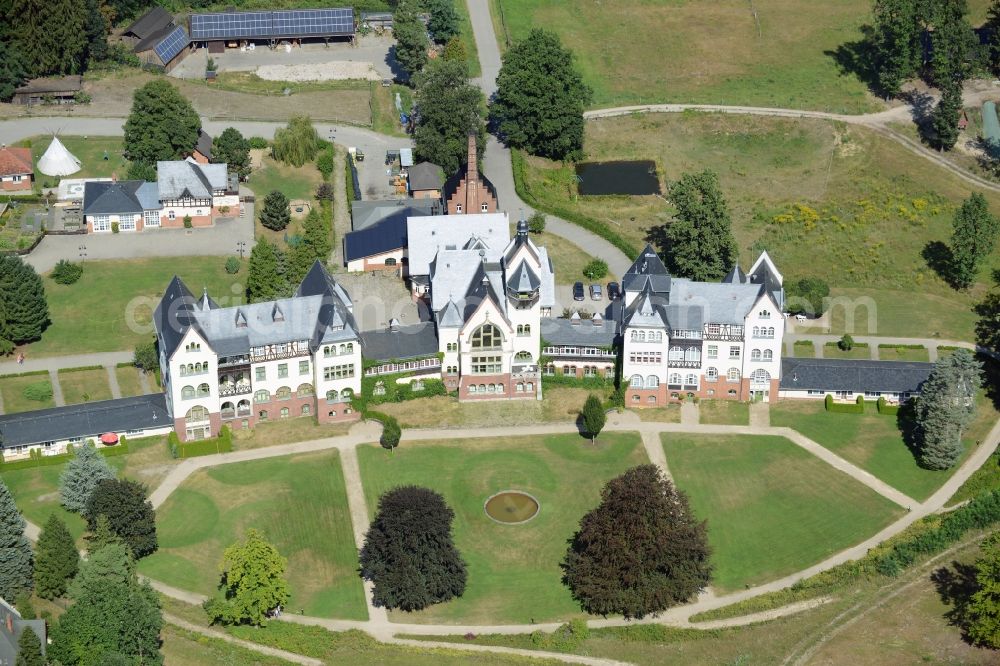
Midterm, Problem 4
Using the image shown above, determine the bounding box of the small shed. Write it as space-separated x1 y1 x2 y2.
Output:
360 11 393 29
399 148 414 168
191 129 213 164
12 76 82 105
406 162 443 200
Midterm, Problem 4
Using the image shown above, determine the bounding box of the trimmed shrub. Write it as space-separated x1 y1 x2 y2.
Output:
582 258 608 280
51 260 83 285
824 394 864 413
248 136 269 149
183 215 193 229
877 396 900 416
838 334 854 351
22 381 53 402
225 256 241 274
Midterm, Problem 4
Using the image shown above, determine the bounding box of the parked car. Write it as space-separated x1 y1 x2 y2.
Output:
607 281 620 300
573 281 585 301
590 284 603 301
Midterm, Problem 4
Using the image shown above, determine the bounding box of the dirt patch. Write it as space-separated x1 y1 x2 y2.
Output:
257 62 380 82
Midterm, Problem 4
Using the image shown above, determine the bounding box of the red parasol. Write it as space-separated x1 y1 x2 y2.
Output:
99 432 119 445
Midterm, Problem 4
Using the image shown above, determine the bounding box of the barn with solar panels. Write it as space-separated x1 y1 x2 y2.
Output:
132 14 192 72
188 8 355 52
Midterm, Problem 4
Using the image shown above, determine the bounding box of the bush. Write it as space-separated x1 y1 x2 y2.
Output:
248 137 269 149
877 396 900 415
133 341 158 373
183 215 193 229
167 432 180 459
51 259 83 285
111 221 119 234
838 334 854 351
528 211 546 234
582 258 608 280
224 256 241 274
316 146 335 179
824 393 865 413
74 91 92 104
316 182 335 201
23 381 53 402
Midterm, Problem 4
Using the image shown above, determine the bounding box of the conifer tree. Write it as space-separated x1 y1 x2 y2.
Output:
950 192 998 288
0 478 34 601
9 0 87 76
917 349 982 469
59 443 115 513
259 190 291 231
246 238 288 303
870 0 922 96
84 0 109 64
0 255 49 347
35 514 80 599
0 38 28 102
581 394 606 444
15 626 44 666
932 81 964 151
965 533 1000 647
427 0 460 43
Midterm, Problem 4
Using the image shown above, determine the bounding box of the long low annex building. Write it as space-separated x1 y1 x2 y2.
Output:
778 357 934 403
188 8 355 51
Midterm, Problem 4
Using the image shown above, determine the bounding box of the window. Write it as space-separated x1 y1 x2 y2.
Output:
729 346 741 359
280 407 290 419
753 326 760 337
256 367 266 381
301 404 311 416
168 210 176 220
516 382 524 393
259 410 268 421
299 360 309 375
516 324 531 336
221 401 235 417
760 310 771 319
446 365 458 374
324 364 355 380
668 346 684 362
628 352 661 364
685 374 697 386
707 345 718 359
706 367 718 381
144 210 159 228
526 382 534 392
323 346 335 358
768 327 775 337
544 364 555 376
584 366 596 377
648 395 657 404
197 383 210 397
751 349 762 361
646 375 660 388
469 384 478 394
446 342 458 352
385 257 397 266
12 175 21 182
181 385 195 399
727 367 741 382
456 204 462 213
471 355 502 374
471 324 503 349
275 386 292 400
185 406 209 425
751 369 771 384
254 389 270 403
278 363 288 378
185 342 201 352
93 215 111 232
631 330 646 342
514 350 533 363
763 349 773 361
630 374 643 388
669 373 682 385
119 215 136 231
296 383 314 397
481 202 488 212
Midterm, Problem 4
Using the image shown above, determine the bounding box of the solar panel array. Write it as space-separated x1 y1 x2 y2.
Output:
154 25 190 64
189 8 354 41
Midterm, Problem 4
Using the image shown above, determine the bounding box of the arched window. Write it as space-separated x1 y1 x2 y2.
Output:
280 407 290 418
753 326 760 337
478 384 486 393
727 367 741 382
197 383 210 397
514 351 533 362
706 367 718 381
237 399 250 415
221 401 235 417
341 388 354 399
254 389 270 403
471 324 503 348
751 369 771 384
326 390 338 403
385 258 397 266
760 310 771 319
650 331 661 342
668 346 684 362
685 347 700 361
181 385 195 399
751 349 762 361
301 404 311 415
767 327 775 337
324 345 333 357
630 374 643 388
276 386 292 400
646 375 660 388
469 384 478 394
296 383 314 397
763 349 773 361
631 330 639 341
669 372 682 385
685 374 697 385
638 330 646 341
185 406 209 425
345 343 354 353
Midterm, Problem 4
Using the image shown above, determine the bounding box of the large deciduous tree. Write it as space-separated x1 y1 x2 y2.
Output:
392 0 429 78
204 528 289 626
35 514 80 600
656 170 738 281
213 127 252 180
0 478 34 601
59 443 115 513
916 349 982 470
85 478 157 559
950 192 998 288
0 255 49 350
426 0 460 43
9 0 87 76
123 80 201 166
490 29 592 160
413 58 485 174
271 116 319 167
360 486 467 611
48 542 162 666
562 465 712 618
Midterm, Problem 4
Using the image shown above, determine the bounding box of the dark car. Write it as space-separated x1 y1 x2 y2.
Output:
573 281 585 301
607 281 621 300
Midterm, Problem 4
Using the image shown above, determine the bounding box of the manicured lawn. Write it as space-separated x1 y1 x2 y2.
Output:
114 365 148 397
519 113 1000 341
792 341 816 358
530 230 596 282
822 343 871 360
698 400 749 425
0 373 55 413
357 432 647 624
230 418 352 450
636 406 681 423
770 400 990 500
27 135 129 185
247 155 322 206
137 451 367 620
26 257 241 357
489 0 883 112
58 367 112 405
877 345 931 362
661 434 903 591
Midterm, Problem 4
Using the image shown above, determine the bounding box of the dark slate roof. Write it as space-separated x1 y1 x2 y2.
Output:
0 394 170 449
343 214 407 262
622 244 671 295
407 162 443 191
541 317 616 346
0 600 45 665
134 22 177 53
125 6 174 39
350 198 438 231
360 322 439 361
780 358 933 393
722 264 748 284
294 261 359 346
153 275 199 360
507 260 540 293
82 180 145 216
194 129 213 159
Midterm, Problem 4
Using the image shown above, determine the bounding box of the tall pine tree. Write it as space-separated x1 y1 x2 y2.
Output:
871 0 922 97
0 256 49 346
35 514 80 599
10 0 88 76
932 80 964 150
0 38 28 102
950 192 999 288
15 626 44 666
659 170 738 281
84 0 109 64
0 478 34 601
917 349 982 469
246 238 288 303
59 443 115 513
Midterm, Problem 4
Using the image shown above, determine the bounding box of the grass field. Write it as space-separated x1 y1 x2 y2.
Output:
518 113 1000 340
25 257 241 357
530 230 595 281
822 343 871 360
792 340 816 358
0 373 54 413
878 345 931 362
58 367 112 405
114 365 148 397
636 406 681 423
698 400 749 425
160 625 293 666
137 451 367 620
662 434 903 590
26 136 129 185
490 0 883 112
454 0 482 78
230 418 352 450
357 432 647 624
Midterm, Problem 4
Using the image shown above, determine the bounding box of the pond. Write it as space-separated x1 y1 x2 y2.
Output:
575 160 660 196
484 490 540 525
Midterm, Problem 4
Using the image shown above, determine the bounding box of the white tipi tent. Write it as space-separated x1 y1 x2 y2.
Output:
38 137 81 176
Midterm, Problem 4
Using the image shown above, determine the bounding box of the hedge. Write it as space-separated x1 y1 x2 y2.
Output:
354 373 447 412
59 365 105 373
0 439 129 470
824 394 865 413
691 488 1000 622
876 396 900 415
0 370 49 379
877 344 926 350
541 373 615 390
167 426 233 459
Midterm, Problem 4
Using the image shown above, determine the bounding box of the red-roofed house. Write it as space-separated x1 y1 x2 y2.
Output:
0 146 33 192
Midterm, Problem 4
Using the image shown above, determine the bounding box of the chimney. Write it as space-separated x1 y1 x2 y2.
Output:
464 133 478 215
111 172 117 183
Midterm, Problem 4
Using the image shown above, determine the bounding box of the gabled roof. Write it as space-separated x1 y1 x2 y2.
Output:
194 129 213 159
623 244 671 295
157 159 227 200
350 198 437 231
780 358 933 393
125 6 174 39
443 163 498 206
0 146 32 177
82 180 149 216
360 322 439 361
153 275 199 360
407 162 443 191
134 22 178 53
722 264 748 284
344 214 407 262
507 260 540 293
540 317 616 347
437 299 464 328
14 75 82 95
625 283 668 328
407 212 510 278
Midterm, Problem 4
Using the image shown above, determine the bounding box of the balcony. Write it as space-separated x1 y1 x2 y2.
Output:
218 355 250 368
667 359 701 369
219 381 252 397
512 364 540 377
250 346 309 362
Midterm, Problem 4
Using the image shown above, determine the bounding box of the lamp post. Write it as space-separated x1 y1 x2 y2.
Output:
78 244 87 262
236 240 247 260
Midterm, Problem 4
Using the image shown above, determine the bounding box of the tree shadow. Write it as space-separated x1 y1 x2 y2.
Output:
823 27 882 97
900 89 936 125
922 240 954 285
931 561 980 639
978 352 1000 413
385 46 409 84
897 399 923 464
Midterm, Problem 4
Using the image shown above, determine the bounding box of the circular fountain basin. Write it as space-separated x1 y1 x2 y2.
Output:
484 491 540 525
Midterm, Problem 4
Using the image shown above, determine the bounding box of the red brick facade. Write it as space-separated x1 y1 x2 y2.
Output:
0 176 31 191
174 395 359 442
625 376 780 406
445 134 497 215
